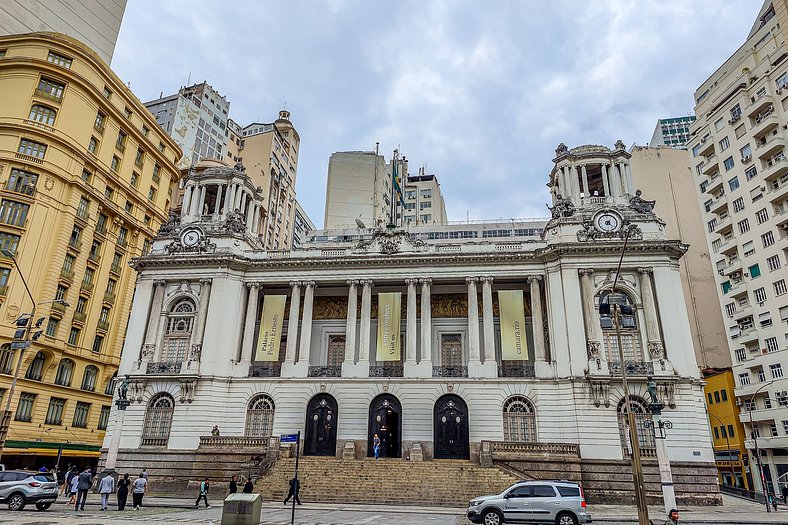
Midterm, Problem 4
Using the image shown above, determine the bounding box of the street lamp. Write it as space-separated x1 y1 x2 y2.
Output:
0 249 69 460
706 409 738 489
739 380 775 512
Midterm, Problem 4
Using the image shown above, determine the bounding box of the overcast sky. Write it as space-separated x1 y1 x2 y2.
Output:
113 1 759 226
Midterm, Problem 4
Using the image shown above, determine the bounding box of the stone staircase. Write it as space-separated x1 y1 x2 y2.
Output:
255 456 519 507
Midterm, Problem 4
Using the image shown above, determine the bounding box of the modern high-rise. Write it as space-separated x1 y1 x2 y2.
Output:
687 0 788 492
225 111 300 250
292 201 315 249
0 1 127 65
0 32 181 467
649 116 696 148
400 169 448 226
145 82 230 169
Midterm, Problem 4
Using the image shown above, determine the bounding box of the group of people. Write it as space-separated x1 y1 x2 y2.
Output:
63 466 148 511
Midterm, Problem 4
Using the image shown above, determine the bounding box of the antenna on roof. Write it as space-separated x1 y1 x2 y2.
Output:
187 72 191 85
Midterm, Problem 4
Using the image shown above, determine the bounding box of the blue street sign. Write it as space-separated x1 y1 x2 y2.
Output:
280 434 298 443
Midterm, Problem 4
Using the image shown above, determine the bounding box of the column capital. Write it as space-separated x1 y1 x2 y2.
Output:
526 275 543 283
346 279 359 287
199 278 213 285
637 267 654 275
479 276 494 284
303 280 316 288
465 276 479 284
360 279 374 287
405 278 419 286
418 278 432 286
289 281 302 288
245 281 261 289
578 268 595 276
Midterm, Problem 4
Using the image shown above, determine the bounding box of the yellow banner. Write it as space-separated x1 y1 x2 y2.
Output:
498 290 529 361
376 292 401 361
254 295 286 362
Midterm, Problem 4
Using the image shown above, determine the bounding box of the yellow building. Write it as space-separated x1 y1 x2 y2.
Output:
703 368 751 490
0 32 181 468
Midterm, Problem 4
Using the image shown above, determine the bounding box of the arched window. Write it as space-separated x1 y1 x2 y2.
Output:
617 396 656 458
29 104 57 125
54 358 75 386
163 299 196 362
104 372 117 395
502 395 537 442
81 365 98 391
598 290 643 362
25 351 46 381
245 394 275 437
141 393 174 447
0 344 15 375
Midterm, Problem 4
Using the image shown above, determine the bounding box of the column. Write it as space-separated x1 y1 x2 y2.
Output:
419 278 432 369
296 281 315 365
104 402 126 470
581 164 589 198
198 186 207 216
189 185 201 216
466 277 481 371
405 278 418 364
528 276 547 363
188 279 212 365
240 283 260 362
245 203 254 230
480 276 498 377
638 268 664 359
343 281 358 364
625 162 634 196
213 184 223 219
358 280 373 366
141 280 166 360
224 184 236 214
182 186 193 216
615 163 625 196
283 282 301 365
235 186 244 210
601 164 611 197
579 269 603 366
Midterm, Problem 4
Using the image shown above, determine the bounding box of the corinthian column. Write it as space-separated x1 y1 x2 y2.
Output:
283 281 301 365
419 278 432 374
296 281 316 366
579 269 603 365
141 280 166 361
405 279 418 364
344 280 358 365
479 276 498 377
240 283 260 362
638 267 664 359
466 277 482 377
358 280 373 364
528 276 547 362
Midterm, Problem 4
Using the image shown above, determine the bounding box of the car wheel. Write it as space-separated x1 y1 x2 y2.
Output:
8 493 25 511
35 502 52 511
482 509 504 525
556 512 578 525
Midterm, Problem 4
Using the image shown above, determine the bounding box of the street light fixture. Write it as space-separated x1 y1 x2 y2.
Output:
738 380 775 511
0 249 69 460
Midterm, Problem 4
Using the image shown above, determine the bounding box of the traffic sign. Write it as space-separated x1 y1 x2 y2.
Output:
10 341 30 350
280 434 298 443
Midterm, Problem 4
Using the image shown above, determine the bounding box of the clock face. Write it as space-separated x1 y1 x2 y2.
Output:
180 228 201 247
594 211 621 233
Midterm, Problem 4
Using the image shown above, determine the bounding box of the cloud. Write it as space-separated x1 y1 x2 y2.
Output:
113 0 758 225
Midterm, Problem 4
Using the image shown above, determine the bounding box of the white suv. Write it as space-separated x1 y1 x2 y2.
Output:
0 470 58 511
467 480 592 525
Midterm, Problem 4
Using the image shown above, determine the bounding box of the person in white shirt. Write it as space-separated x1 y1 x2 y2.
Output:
131 473 148 510
98 473 115 510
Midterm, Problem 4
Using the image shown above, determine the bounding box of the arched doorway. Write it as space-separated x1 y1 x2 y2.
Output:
433 394 469 459
304 393 338 456
367 394 402 458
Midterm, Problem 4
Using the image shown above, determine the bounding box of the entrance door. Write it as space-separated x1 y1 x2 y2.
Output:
304 394 338 456
367 394 402 458
433 394 469 459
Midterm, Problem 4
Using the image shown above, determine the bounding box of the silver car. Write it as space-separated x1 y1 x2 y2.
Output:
467 480 592 525
0 470 58 511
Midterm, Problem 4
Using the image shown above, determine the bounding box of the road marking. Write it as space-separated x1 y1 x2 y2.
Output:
353 515 383 524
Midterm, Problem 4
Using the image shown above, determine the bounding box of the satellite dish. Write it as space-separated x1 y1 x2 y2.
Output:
355 218 366 229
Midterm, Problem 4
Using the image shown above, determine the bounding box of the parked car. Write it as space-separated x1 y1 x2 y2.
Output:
467 480 591 525
0 470 58 510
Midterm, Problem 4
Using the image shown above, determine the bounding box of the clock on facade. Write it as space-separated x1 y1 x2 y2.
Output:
180 227 203 248
593 210 622 233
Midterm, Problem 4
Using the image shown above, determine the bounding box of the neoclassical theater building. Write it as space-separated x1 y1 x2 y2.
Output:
102 144 719 503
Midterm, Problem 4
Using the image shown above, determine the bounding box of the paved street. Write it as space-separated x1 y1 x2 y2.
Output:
0 495 786 525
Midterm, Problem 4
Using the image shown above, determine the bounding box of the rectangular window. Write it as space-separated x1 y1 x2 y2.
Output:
94 111 106 132
124 201 133 213
732 197 745 212
0 232 22 255
116 130 127 150
771 423 780 437
147 186 156 202
111 155 120 173
117 227 128 247
18 138 47 159
36 77 65 101
81 169 91 183
740 143 752 159
766 337 779 353
47 51 72 68
743 240 755 256
152 164 161 183
102 86 112 99
728 175 739 189
130 171 139 188
745 165 758 180
738 218 750 233
45 317 59 337
0 200 30 227
692 144 701 157
714 427 720 439
67 327 80 345
749 264 761 278
756 208 769 224
76 196 89 219
98 405 111 430
754 287 767 303
774 279 787 296
739 373 751 386
72 402 90 428
55 285 67 302
135 148 145 167
92 335 104 353
720 425 727 438
719 136 730 150
762 231 775 247
714 391 721 403
45 397 66 425
725 303 736 316
88 136 99 154
75 296 87 314
14 392 35 422
104 186 114 199
767 255 781 271
7 168 38 194
96 213 107 233
721 389 728 401
724 157 735 171
772 364 785 379
707 392 714 404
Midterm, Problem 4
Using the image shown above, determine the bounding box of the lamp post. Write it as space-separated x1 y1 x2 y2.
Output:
742 380 775 511
706 409 737 488
0 249 69 460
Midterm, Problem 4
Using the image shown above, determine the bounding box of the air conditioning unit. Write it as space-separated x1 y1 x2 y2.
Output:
742 155 752 163
777 88 783 95
777 390 788 398
718 269 725 275
758 301 765 306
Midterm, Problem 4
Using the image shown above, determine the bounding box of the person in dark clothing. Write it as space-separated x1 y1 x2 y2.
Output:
74 467 92 511
117 473 130 511
195 478 210 508
242 479 254 493
782 484 788 504
283 477 301 505
229 475 237 494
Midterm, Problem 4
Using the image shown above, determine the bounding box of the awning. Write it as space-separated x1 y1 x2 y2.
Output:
3 440 101 457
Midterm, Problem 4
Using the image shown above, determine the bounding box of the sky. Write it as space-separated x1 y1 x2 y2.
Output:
112 0 760 227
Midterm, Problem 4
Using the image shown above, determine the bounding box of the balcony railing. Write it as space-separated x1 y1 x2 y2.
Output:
0 285 7 297
68 239 82 251
198 435 267 449
248 364 281 378
87 252 100 264
14 153 43 165
103 292 116 304
73 311 86 323
308 366 341 378
34 88 62 103
488 441 581 458
110 263 122 275
432 366 468 378
146 361 182 374
4 181 36 196
80 281 93 293
51 302 66 313
97 320 109 331
370 365 404 377
609 361 654 376
76 208 89 221
59 268 74 281
500 362 536 378
140 437 168 447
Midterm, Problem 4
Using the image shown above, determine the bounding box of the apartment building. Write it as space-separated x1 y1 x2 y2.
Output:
649 116 696 148
0 1 127 65
145 82 230 169
225 112 299 250
0 32 181 467
687 0 788 492
292 200 315 249
400 170 448 226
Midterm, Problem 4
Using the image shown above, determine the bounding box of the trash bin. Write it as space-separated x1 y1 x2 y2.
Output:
221 493 262 525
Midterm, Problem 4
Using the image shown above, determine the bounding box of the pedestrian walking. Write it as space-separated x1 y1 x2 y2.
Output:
283 477 301 505
664 508 679 525
770 493 779 511
372 433 381 460
65 466 77 498
195 478 210 508
782 484 788 504
74 467 92 511
142 468 148 480
131 473 148 510
98 473 115 510
229 475 237 494
242 478 253 493
69 469 80 505
117 473 131 511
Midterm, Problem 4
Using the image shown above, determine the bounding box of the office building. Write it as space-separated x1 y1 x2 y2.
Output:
687 0 788 492
649 116 696 148
401 169 448 226
292 201 315 249
0 32 181 467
